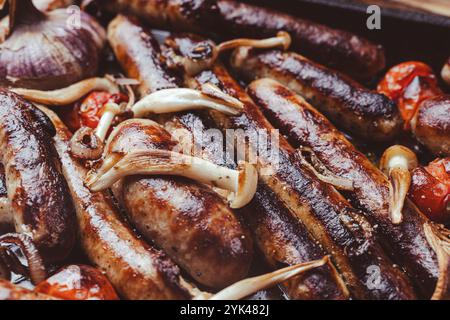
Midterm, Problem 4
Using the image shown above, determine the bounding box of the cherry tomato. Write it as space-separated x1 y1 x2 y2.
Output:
34 265 119 300
377 62 441 127
409 158 450 223
61 91 128 132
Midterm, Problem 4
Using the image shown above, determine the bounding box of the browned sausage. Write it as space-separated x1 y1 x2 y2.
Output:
105 15 253 289
185 62 416 299
230 48 402 142
411 95 450 157
162 110 349 300
0 90 76 262
246 78 444 298
95 0 385 79
0 279 56 300
41 107 193 300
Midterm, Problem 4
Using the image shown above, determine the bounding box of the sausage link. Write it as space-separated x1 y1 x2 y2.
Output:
107 16 253 289
96 0 385 79
41 107 193 300
246 78 443 298
187 63 416 300
162 110 349 300
230 48 402 142
0 90 76 261
98 0 220 33
411 95 450 157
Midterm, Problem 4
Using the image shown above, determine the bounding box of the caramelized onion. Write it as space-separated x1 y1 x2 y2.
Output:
0 233 47 284
69 126 104 160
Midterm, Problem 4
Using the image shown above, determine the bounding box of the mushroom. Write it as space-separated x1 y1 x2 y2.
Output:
380 145 419 224
205 256 332 300
85 149 258 209
132 83 244 118
165 32 291 76
11 77 120 106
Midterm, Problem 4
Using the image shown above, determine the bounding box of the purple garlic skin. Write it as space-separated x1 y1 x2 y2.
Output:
0 5 106 90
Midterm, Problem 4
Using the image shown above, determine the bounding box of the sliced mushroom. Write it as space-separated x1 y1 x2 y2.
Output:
165 32 291 76
217 31 291 53
206 256 331 300
85 149 258 209
380 145 419 224
11 77 119 106
132 83 244 118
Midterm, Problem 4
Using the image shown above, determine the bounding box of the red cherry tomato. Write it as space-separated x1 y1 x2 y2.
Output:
34 265 119 300
409 158 450 223
377 62 441 127
61 91 128 132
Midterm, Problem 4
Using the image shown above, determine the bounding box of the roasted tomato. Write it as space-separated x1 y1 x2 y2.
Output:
34 265 119 300
61 91 128 132
409 158 450 223
378 62 441 127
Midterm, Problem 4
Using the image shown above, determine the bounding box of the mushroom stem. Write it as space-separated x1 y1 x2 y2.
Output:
132 83 244 118
207 256 330 300
442 59 450 86
95 102 121 142
11 77 119 106
86 149 257 209
217 31 292 53
380 145 418 224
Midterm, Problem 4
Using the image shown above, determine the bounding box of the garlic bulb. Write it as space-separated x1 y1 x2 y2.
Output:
0 0 106 90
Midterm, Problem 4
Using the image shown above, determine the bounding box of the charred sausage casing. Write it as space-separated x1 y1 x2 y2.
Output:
0 90 76 262
411 95 450 157
107 15 253 289
246 78 444 298
96 0 385 79
181 58 416 299
42 107 193 300
162 109 349 300
230 48 402 142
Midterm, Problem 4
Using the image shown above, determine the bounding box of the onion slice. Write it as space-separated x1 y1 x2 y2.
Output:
132 84 244 118
11 77 119 106
85 149 258 209
423 222 450 300
380 145 418 224
0 233 47 285
207 256 331 300
297 148 354 191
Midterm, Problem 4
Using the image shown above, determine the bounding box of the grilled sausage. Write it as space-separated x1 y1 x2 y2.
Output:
162 110 349 300
95 0 385 79
184 62 416 299
230 48 402 142
97 0 220 33
41 107 193 300
0 279 56 300
411 95 450 157
0 90 76 262
104 118 253 289
107 15 253 289
246 78 445 298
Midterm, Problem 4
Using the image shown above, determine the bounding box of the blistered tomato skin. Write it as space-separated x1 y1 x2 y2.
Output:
63 92 128 132
34 265 119 300
377 62 441 127
409 158 450 224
